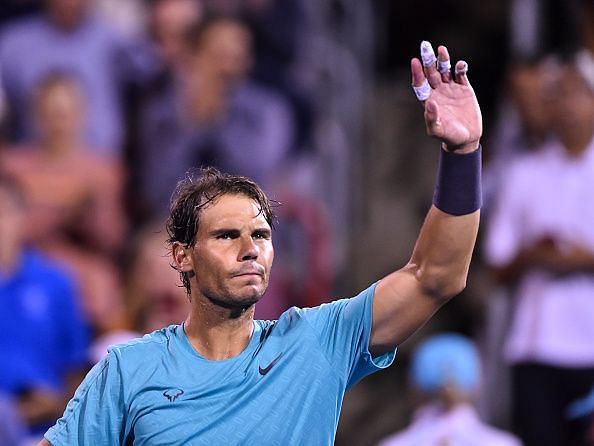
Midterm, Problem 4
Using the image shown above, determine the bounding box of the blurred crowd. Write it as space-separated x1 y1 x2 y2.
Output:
0 0 592 445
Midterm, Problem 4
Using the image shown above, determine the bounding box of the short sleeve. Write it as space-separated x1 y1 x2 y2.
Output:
300 283 396 389
44 351 127 446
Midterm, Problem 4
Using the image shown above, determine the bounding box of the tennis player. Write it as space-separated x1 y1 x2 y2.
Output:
41 41 482 445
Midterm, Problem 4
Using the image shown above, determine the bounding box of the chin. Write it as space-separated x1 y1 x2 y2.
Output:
234 286 266 307
204 284 267 310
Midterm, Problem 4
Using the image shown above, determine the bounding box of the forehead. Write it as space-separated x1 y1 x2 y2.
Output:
199 194 268 227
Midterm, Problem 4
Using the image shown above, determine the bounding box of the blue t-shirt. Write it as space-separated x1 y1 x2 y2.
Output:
45 283 395 445
0 250 89 394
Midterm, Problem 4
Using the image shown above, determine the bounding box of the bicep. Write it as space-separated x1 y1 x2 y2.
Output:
370 267 444 355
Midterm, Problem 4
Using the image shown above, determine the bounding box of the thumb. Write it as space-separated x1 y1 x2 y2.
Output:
426 99 437 114
424 100 442 137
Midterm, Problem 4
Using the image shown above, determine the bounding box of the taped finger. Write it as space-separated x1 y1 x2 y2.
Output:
438 59 451 74
413 79 431 101
455 60 470 85
420 41 437 67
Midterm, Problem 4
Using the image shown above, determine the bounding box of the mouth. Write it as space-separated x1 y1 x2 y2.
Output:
233 272 263 278
232 266 265 278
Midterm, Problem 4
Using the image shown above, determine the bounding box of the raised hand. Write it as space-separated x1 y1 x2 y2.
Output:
411 41 482 153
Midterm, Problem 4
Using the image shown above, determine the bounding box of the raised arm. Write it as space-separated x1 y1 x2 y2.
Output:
370 42 482 355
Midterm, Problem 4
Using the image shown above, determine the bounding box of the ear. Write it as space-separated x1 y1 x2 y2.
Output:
172 242 194 273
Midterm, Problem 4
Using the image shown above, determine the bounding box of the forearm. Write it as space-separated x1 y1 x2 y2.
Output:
409 205 480 299
370 41 483 351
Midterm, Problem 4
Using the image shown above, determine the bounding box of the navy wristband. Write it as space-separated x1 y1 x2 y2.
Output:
432 145 482 216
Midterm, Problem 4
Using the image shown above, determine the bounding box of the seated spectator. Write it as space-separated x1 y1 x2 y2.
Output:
137 15 295 217
0 0 153 156
377 334 521 446
0 174 89 437
0 73 127 334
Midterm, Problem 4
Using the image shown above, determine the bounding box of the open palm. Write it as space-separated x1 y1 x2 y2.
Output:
411 43 482 153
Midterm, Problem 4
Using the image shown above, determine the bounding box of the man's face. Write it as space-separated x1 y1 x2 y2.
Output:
185 194 274 309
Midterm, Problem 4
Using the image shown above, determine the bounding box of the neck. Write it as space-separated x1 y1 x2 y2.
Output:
184 296 255 360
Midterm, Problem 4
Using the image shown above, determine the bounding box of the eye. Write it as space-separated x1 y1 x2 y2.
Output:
217 232 235 240
252 230 271 240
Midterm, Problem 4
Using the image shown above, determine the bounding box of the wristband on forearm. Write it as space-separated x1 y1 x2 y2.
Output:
432 145 482 216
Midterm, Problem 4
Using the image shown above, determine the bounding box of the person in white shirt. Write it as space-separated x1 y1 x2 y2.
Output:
485 59 594 446
378 333 521 446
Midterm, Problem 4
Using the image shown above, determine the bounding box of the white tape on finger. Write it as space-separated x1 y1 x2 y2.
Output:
420 41 437 67
455 61 468 75
413 79 431 101
438 59 451 74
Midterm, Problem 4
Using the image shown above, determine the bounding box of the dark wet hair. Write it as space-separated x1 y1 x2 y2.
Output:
166 167 275 296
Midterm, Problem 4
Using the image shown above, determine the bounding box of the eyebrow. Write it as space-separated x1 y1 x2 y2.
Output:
209 227 272 237
209 228 240 237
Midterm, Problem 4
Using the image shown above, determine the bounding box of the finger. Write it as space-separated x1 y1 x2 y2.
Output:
437 45 452 82
420 41 441 88
454 60 470 86
424 99 443 138
411 58 431 102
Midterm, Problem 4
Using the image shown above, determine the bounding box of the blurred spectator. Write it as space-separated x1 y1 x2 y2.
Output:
0 173 89 437
148 0 203 75
485 60 594 446
0 0 153 156
0 73 127 334
484 58 556 210
377 334 521 446
124 224 190 334
90 224 190 363
205 0 315 150
137 15 294 217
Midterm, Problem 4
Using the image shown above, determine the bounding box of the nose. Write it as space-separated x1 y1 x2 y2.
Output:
238 235 258 261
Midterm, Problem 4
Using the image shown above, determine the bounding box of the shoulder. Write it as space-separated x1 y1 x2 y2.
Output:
108 325 176 362
273 283 377 328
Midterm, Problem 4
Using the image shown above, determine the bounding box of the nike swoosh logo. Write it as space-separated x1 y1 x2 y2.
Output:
259 352 284 376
